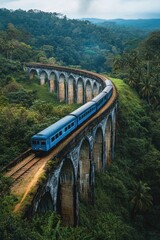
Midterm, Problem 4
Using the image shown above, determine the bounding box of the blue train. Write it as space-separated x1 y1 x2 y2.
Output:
31 79 113 152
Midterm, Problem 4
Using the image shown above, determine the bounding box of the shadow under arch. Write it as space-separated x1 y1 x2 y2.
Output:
85 80 92 102
36 191 54 213
94 127 103 171
68 75 76 104
39 70 48 85
105 115 112 166
77 77 84 104
29 68 39 81
49 71 58 93
93 82 99 98
78 138 92 201
56 158 76 226
58 74 66 102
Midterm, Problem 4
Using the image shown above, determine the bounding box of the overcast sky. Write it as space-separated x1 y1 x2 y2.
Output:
0 0 160 19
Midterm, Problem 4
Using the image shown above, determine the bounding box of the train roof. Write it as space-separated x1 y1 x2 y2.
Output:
70 101 95 116
32 115 76 139
104 79 113 86
91 91 107 103
103 85 113 93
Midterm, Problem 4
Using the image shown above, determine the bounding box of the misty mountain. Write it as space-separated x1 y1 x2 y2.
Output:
82 18 160 31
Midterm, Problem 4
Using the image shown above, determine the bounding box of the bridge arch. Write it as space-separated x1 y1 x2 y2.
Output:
94 127 103 171
39 70 48 85
68 75 76 104
77 77 84 104
57 158 76 226
78 138 91 201
58 74 66 102
99 85 102 93
85 80 92 102
29 68 39 80
36 191 54 213
93 82 99 98
49 71 58 93
105 115 112 166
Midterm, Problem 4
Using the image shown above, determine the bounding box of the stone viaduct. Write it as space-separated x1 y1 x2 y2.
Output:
22 63 118 226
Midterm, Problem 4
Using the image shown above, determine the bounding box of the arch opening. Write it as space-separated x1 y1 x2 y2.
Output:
86 80 92 102
37 192 54 213
40 71 48 85
49 72 57 93
59 74 66 102
57 159 76 226
68 76 76 104
113 111 117 147
93 82 99 98
106 117 112 166
99 85 102 93
77 77 84 104
94 128 103 171
29 69 38 81
79 139 91 200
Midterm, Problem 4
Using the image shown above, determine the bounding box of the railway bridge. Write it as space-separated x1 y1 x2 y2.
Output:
5 63 118 226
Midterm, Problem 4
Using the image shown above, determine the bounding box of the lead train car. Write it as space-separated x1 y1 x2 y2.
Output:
31 115 77 151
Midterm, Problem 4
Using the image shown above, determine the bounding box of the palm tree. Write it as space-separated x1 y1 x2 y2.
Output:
113 56 122 72
130 180 153 220
139 77 154 104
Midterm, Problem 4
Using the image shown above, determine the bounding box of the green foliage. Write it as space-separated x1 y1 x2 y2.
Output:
93 213 133 240
112 31 160 107
130 181 153 218
0 8 147 72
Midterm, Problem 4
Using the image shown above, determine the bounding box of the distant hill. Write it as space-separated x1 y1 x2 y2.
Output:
82 18 160 31
0 9 148 73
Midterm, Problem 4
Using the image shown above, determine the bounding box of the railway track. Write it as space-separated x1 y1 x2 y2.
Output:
5 153 42 182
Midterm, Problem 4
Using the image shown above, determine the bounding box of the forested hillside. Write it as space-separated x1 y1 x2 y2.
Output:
0 8 146 72
0 8 160 240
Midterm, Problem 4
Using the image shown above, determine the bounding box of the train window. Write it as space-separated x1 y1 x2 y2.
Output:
51 136 55 142
68 125 71 129
56 133 59 139
32 140 36 145
37 141 40 144
71 122 74 127
65 127 67 131
41 141 46 145
59 131 62 136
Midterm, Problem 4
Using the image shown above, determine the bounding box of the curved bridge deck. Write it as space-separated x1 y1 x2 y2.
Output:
4 64 118 224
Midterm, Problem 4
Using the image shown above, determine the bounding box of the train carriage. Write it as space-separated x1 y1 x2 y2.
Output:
69 101 96 126
31 115 77 151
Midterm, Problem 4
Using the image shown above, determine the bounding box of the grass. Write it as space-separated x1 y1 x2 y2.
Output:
110 77 144 117
21 80 58 103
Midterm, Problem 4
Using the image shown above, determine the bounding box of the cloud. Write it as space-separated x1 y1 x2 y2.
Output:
78 0 94 13
0 0 160 19
1 0 20 3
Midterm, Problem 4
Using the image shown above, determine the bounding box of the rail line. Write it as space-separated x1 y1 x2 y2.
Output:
5 153 42 182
